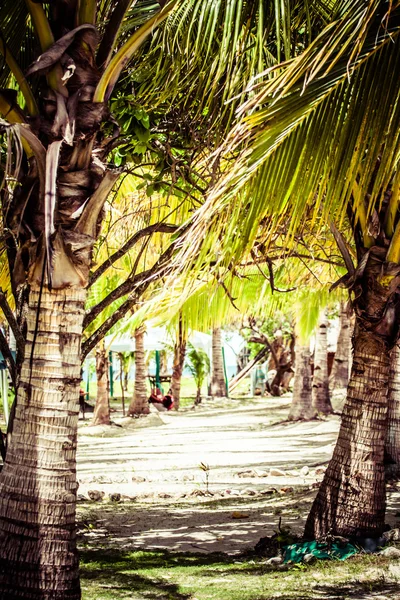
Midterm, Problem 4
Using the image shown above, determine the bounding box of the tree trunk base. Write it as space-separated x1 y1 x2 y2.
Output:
305 331 390 540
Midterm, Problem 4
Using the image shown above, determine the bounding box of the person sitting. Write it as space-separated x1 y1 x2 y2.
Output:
148 388 174 411
162 390 174 411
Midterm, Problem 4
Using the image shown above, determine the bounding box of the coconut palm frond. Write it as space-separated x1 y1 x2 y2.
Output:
171 2 400 279
130 0 329 134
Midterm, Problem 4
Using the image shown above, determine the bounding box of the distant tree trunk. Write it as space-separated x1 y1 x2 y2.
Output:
124 367 129 392
330 302 352 389
386 343 400 479
128 328 149 415
195 386 202 405
171 318 186 410
92 339 111 426
211 328 227 397
289 342 316 421
160 350 168 375
312 312 333 414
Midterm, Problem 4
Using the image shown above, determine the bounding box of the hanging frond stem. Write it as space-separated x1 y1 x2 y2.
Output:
25 0 53 50
96 0 135 68
25 0 66 96
0 95 26 125
387 220 400 264
0 95 33 156
93 0 178 102
0 39 38 116
0 289 25 361
0 329 16 388
352 181 374 248
328 218 355 274
77 0 97 25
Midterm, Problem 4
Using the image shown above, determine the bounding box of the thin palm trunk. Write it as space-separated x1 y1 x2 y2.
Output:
211 328 227 398
386 343 400 479
312 312 333 414
128 328 149 415
330 302 352 389
289 342 316 421
92 339 110 426
305 325 390 539
0 288 85 598
171 319 186 410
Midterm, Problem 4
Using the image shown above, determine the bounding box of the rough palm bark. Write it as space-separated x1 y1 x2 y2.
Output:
128 328 149 416
386 343 400 479
289 342 316 421
170 319 186 411
211 328 227 398
312 312 333 415
330 302 352 389
305 249 400 539
0 1 178 596
92 339 110 426
305 327 390 538
0 288 85 598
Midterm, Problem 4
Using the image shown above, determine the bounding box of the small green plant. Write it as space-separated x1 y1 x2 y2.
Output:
199 462 211 494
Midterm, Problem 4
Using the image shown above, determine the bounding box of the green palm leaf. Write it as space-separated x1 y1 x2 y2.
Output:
173 1 400 277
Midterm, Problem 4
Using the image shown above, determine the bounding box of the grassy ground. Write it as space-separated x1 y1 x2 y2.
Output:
80 547 400 600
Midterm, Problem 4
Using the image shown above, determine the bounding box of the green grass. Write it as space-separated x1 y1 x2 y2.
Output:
80 548 400 600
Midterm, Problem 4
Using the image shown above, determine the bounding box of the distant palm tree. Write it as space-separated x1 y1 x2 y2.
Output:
186 344 210 405
128 327 149 415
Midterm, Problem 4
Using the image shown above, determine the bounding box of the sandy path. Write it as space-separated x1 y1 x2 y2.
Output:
76 397 350 553
77 398 339 495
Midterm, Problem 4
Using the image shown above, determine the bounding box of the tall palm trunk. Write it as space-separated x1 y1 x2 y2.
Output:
171 319 186 410
211 328 227 398
386 343 400 479
312 312 333 414
289 342 316 421
330 302 352 389
92 339 110 426
305 327 390 538
128 328 149 415
305 249 400 539
0 288 85 598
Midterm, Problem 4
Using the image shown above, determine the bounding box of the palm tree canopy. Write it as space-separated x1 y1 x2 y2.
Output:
168 1 400 281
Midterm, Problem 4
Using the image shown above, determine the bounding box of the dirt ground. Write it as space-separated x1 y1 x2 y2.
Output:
76 395 400 555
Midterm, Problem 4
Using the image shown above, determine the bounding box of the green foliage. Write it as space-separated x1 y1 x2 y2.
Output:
185 343 210 397
80 547 400 600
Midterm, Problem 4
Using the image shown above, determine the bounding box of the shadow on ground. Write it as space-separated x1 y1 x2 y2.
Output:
77 489 315 554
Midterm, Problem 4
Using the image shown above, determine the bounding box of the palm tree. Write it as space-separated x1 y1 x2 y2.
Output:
330 302 352 390
0 1 180 595
312 311 333 415
175 1 400 539
92 338 111 425
128 326 149 415
289 340 316 421
211 328 227 398
386 344 400 479
170 314 187 410
186 344 210 405
0 1 390 592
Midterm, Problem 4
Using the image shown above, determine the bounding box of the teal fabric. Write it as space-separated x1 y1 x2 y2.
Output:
284 540 358 563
